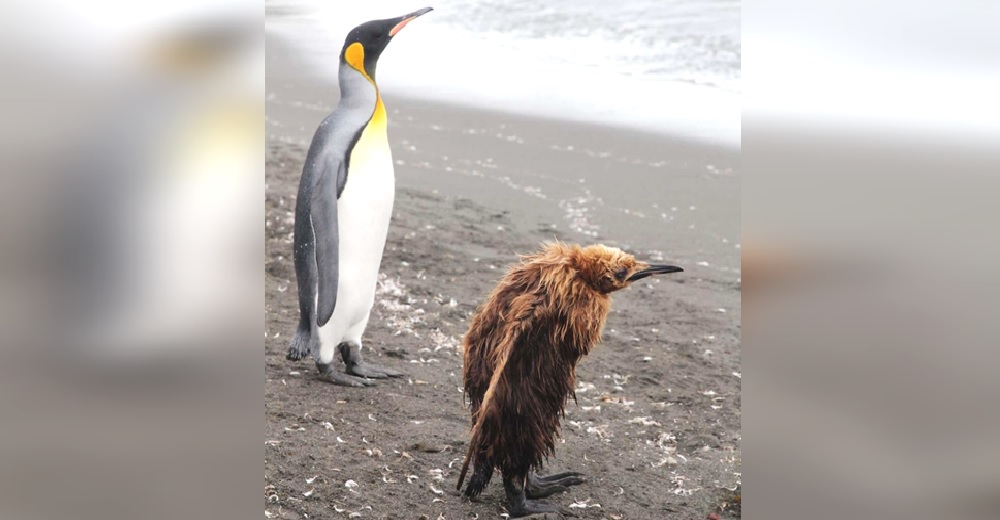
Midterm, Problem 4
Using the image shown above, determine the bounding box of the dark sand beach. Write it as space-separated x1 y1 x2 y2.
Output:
266 35 741 519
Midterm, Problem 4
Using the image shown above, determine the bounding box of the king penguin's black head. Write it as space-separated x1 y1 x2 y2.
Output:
340 7 433 81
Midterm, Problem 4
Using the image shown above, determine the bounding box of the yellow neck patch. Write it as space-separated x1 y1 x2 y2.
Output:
344 42 373 82
369 95 387 132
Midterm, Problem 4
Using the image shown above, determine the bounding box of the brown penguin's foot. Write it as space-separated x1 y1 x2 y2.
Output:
316 362 376 387
526 471 587 499
504 475 575 518
339 342 404 379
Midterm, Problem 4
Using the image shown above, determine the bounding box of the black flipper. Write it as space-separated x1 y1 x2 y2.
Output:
289 156 321 360
312 156 345 327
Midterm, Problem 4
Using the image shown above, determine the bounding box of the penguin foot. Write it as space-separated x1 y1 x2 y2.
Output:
531 471 586 484
504 476 576 518
509 503 572 518
339 342 404 379
316 362 376 387
346 362 404 379
526 471 586 499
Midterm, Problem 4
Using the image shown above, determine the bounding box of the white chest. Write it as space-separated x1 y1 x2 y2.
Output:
336 105 395 271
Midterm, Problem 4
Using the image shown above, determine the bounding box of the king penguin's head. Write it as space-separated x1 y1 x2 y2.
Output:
340 7 433 81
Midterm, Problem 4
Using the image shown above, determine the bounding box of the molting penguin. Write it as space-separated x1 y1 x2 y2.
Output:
457 243 684 516
286 7 433 386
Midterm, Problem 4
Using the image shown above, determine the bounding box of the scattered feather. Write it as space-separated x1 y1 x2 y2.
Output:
652 456 678 468
670 474 701 496
586 425 612 440
628 417 661 427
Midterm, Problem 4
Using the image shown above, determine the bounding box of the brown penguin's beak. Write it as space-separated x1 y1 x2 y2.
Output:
389 6 434 36
627 263 684 282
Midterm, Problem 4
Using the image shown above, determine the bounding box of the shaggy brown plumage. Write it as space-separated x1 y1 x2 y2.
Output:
456 242 683 517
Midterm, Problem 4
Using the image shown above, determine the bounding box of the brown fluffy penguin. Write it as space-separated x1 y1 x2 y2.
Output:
456 242 684 517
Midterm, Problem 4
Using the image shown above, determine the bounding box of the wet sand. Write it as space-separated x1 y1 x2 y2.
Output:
266 34 741 519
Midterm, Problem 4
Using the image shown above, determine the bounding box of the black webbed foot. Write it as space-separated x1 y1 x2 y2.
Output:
526 471 587 499
533 471 586 483
339 342 404 379
505 475 576 517
316 362 376 387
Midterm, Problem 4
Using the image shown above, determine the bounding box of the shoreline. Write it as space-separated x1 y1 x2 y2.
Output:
266 31 741 151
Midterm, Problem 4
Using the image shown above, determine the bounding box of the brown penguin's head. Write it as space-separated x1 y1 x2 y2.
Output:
574 244 684 294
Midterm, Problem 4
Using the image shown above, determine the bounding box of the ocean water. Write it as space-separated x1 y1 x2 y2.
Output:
267 0 740 147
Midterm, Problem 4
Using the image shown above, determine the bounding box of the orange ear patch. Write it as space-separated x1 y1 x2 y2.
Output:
344 42 366 73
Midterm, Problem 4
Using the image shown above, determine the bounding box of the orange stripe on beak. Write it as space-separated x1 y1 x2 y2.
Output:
389 16 417 36
388 6 432 36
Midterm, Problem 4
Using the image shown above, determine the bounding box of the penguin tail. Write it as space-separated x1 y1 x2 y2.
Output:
457 425 493 497
463 459 493 498
456 444 473 492
286 322 314 361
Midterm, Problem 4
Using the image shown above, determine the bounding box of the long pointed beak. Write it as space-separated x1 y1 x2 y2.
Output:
627 264 684 282
389 6 433 36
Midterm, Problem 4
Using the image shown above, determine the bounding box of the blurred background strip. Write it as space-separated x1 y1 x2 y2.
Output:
0 1 262 519
744 1 1000 519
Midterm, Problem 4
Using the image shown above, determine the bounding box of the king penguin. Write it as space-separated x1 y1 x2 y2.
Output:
286 7 433 386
